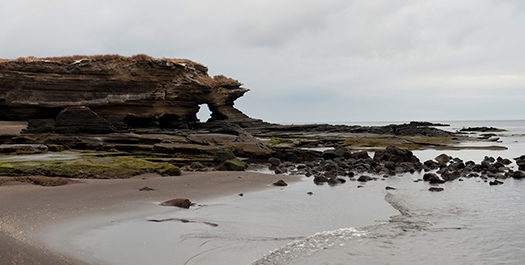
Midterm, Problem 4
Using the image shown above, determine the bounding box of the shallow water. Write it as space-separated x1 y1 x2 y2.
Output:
254 177 525 264
49 120 525 265
54 179 398 265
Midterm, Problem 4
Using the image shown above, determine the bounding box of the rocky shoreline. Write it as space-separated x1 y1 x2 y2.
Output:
0 120 521 192
0 56 520 190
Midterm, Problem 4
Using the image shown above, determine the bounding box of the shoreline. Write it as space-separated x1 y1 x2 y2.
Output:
0 171 300 265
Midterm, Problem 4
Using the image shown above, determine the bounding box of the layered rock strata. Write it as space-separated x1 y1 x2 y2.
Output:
0 55 264 133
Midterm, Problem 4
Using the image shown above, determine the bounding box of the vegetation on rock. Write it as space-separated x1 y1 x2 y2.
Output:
0 156 180 179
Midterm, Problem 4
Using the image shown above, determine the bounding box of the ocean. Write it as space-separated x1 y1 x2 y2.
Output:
48 120 525 265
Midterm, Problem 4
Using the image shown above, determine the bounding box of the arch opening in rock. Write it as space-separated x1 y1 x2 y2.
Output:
196 104 212 123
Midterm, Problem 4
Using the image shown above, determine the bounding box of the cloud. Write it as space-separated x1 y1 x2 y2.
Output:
1 0 524 122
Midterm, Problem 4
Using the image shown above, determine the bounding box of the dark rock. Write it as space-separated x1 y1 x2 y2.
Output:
373 146 420 163
459 127 506 132
213 149 245 171
465 161 476 167
423 173 445 184
322 147 351 160
273 179 288 186
281 161 295 168
485 156 496 163
327 178 339 185
268 157 282 167
515 156 525 170
449 161 466 170
23 119 55 134
139 186 155 191
324 170 337 178
313 176 328 185
429 187 444 192
424 160 440 170
500 158 512 165
511 171 525 179
387 122 452 136
441 170 461 181
333 146 351 159
273 167 283 174
357 175 373 182
384 161 396 170
296 164 307 170
467 173 480 178
161 198 192 208
435 154 451 165
349 151 371 160
385 186 396 190
216 159 245 171
213 149 237 164
489 180 504 186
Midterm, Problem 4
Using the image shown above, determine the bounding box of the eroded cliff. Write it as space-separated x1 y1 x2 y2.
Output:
0 54 263 133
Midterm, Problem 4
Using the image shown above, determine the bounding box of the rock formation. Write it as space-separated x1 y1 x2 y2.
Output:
0 54 264 133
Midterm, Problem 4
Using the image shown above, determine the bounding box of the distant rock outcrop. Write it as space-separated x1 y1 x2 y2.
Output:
0 54 265 133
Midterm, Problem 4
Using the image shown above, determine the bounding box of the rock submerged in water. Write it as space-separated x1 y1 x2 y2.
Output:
160 198 193 208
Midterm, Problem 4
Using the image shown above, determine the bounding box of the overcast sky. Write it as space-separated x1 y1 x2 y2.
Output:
1 0 524 123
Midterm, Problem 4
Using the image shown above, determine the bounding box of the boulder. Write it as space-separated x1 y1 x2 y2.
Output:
313 176 328 185
268 157 282 167
515 156 525 171
489 180 504 186
429 187 444 192
511 171 525 179
349 151 371 160
424 160 440 170
373 146 420 163
435 154 451 165
161 198 193 208
213 149 236 164
213 149 245 171
215 159 245 171
423 173 445 184
357 175 374 182
273 179 288 186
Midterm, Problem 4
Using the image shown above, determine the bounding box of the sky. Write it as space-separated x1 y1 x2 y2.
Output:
1 0 524 123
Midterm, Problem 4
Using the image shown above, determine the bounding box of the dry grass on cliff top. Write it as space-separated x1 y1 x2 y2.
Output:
213 75 242 86
0 54 243 88
0 54 205 68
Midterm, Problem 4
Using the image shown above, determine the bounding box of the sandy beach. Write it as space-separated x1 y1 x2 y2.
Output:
0 171 298 265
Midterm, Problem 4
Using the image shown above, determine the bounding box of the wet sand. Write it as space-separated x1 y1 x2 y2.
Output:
0 171 298 265
0 121 27 135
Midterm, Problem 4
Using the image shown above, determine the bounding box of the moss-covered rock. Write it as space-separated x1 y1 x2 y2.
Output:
0 156 180 179
215 158 245 171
